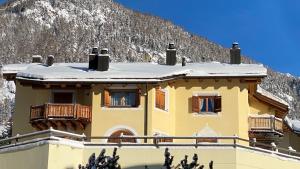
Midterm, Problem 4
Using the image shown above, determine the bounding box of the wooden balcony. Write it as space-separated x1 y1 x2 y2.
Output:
248 116 283 135
30 103 92 130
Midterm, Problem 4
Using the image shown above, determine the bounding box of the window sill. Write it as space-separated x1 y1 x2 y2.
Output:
192 112 220 117
102 106 142 111
154 107 169 113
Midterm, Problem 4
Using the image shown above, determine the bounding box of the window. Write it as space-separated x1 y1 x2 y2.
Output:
104 89 140 107
155 88 166 110
192 95 221 113
52 92 74 103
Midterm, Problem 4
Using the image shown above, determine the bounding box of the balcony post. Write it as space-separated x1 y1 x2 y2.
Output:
45 104 48 119
73 104 77 119
271 116 275 132
30 105 32 121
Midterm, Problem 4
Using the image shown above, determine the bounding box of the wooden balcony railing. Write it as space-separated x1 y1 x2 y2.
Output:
30 103 92 122
249 116 283 134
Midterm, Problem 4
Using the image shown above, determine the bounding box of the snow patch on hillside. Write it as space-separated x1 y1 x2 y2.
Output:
20 0 106 28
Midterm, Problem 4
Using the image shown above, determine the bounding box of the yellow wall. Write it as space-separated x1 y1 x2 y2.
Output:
2 141 300 169
236 148 300 169
90 84 146 140
173 79 249 141
148 82 176 136
13 82 92 136
13 82 51 136
14 78 254 142
88 79 251 142
47 143 84 169
249 95 275 116
0 143 49 169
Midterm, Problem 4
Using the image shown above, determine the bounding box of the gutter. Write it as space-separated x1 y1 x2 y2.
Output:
144 83 148 143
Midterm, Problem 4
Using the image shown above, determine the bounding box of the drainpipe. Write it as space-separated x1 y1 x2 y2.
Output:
144 83 148 143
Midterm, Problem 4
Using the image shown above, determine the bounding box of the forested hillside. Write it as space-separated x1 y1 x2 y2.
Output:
0 0 299 138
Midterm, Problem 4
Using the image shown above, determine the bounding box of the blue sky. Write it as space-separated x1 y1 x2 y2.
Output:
116 0 300 76
1 0 299 76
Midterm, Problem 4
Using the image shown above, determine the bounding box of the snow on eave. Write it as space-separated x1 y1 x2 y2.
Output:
9 62 267 83
284 116 300 133
256 85 289 107
1 63 39 75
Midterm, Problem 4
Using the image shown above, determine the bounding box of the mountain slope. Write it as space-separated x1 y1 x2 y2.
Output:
0 0 299 127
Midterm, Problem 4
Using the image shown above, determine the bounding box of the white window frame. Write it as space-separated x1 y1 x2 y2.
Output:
155 87 169 112
192 91 220 115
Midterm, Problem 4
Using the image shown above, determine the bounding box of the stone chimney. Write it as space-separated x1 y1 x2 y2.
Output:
46 55 54 66
230 42 241 64
32 55 42 63
97 48 110 71
89 47 98 70
166 43 177 65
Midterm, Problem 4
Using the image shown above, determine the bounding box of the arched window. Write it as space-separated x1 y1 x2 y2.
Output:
107 129 137 143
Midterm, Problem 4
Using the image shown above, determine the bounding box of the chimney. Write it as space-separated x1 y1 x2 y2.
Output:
166 43 177 65
182 57 186 66
32 55 42 63
97 48 110 71
47 55 54 66
89 47 98 70
230 42 241 64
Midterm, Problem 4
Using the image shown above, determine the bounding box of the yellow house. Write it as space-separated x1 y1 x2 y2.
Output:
1 43 299 169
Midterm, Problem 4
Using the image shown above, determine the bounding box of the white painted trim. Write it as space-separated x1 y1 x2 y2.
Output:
192 91 219 96
103 125 141 143
154 87 169 112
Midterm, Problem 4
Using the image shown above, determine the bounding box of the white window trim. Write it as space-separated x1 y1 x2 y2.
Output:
192 91 220 115
154 87 169 112
192 91 220 97
103 85 140 109
50 89 76 103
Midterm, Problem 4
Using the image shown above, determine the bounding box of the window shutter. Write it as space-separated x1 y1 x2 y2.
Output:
161 91 165 110
155 88 160 108
104 89 110 107
214 96 222 112
135 89 141 107
192 96 200 112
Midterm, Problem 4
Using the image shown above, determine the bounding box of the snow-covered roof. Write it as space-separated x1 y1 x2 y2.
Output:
1 63 35 74
256 85 289 107
2 62 267 83
285 116 300 133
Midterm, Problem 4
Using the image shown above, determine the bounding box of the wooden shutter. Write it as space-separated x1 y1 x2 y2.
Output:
135 89 141 107
192 96 200 112
160 90 165 110
104 89 110 107
155 88 165 110
214 96 222 112
155 88 160 108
